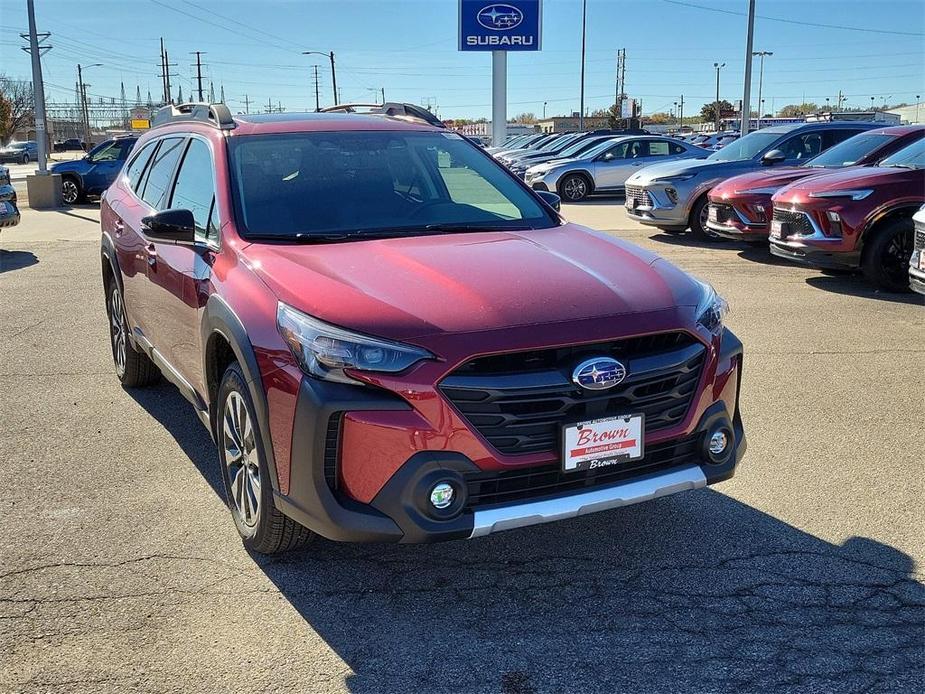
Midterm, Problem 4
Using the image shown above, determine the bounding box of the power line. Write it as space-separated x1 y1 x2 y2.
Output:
660 0 925 37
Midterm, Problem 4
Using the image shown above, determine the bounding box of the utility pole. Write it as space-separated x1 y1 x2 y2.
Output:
160 38 167 104
192 51 205 101
752 51 772 129
579 0 587 131
837 90 844 110
220 84 225 104
740 0 756 135
266 97 273 113
381 87 386 103
713 62 725 132
679 94 684 126
614 48 627 126
244 94 250 114
209 81 215 103
22 0 51 174
312 65 321 112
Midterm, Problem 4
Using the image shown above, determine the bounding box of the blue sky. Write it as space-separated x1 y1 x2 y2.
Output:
1 0 922 120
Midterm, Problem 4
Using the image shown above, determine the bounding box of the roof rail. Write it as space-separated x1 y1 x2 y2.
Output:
151 102 237 130
319 102 445 129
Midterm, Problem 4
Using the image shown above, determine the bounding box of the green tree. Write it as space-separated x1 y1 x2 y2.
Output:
777 102 819 118
700 100 734 123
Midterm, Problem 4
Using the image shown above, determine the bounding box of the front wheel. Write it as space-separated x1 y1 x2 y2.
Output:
21 153 30 165
62 176 84 205
217 362 313 554
688 196 719 241
861 217 914 292
558 173 591 202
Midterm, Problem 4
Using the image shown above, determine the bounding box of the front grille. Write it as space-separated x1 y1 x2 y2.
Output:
709 203 736 224
772 208 815 236
324 413 343 490
439 332 706 457
625 185 652 207
914 225 925 251
464 434 701 508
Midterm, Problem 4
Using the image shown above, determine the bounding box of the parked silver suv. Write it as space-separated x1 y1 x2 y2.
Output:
624 122 881 239
526 136 708 202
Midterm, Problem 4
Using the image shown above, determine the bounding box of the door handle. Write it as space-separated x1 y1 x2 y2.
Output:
146 243 157 267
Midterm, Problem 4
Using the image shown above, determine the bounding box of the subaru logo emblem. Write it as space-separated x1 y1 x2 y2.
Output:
572 357 628 391
477 4 524 30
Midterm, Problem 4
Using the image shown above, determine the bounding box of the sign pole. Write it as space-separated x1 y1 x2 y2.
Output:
492 51 507 147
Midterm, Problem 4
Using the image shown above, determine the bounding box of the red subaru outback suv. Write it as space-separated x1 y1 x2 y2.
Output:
100 103 745 553
707 126 924 242
769 138 925 291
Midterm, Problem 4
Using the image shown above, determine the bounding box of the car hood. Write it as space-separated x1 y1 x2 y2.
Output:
245 224 701 341
50 160 84 173
711 167 820 196
529 156 591 172
773 166 922 201
627 157 758 185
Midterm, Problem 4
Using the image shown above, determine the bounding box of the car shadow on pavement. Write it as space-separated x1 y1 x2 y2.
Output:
127 379 925 693
0 249 38 273
648 232 738 251
737 245 801 267
805 276 925 306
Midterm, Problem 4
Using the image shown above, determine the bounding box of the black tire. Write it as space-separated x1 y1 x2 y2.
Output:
21 153 29 165
861 216 914 292
217 362 313 554
61 176 85 205
558 173 591 202
688 195 720 241
106 280 159 387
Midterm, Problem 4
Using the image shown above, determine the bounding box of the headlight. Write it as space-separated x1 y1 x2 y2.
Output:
694 280 729 333
277 302 434 384
808 189 873 201
652 173 697 183
734 186 779 195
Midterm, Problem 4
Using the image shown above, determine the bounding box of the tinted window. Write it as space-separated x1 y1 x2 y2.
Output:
880 138 925 169
88 140 125 163
804 133 893 168
602 141 630 159
124 142 158 191
627 140 647 158
823 129 861 149
169 139 216 239
780 132 824 160
140 137 185 209
671 142 687 155
228 131 555 238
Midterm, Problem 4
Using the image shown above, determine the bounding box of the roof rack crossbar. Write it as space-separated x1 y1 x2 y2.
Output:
319 101 445 129
151 102 236 130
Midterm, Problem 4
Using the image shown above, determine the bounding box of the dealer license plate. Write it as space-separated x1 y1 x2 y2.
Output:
919 252 925 271
708 205 719 222
770 219 786 239
627 196 638 210
562 414 644 472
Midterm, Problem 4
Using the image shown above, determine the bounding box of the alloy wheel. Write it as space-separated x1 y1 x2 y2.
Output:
881 229 913 286
108 286 126 377
62 180 79 205
223 391 261 528
562 176 587 201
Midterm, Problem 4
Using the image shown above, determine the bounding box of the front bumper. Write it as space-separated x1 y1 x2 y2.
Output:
274 328 746 543
909 262 925 295
625 182 697 227
769 237 860 270
706 203 769 240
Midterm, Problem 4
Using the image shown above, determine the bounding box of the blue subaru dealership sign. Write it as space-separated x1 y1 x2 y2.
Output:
459 0 542 51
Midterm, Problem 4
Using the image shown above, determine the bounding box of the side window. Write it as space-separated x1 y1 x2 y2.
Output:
140 137 186 210
627 140 646 158
780 132 824 160
670 142 686 155
432 143 520 219
123 141 158 192
88 141 123 163
647 140 671 157
602 141 629 159
117 140 136 161
823 129 861 148
169 139 216 240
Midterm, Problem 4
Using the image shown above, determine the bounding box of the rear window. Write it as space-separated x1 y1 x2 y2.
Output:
228 130 556 239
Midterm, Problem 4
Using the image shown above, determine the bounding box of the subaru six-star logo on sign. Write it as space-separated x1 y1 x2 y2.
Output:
477 4 524 30
572 357 628 391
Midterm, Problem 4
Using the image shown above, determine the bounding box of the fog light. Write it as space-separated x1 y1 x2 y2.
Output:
430 482 454 509
709 430 729 456
665 187 679 205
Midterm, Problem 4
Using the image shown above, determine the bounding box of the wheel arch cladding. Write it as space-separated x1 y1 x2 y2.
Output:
201 294 282 492
100 234 123 296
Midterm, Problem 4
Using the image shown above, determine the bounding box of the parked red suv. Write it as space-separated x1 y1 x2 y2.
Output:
769 138 925 291
707 126 924 242
100 103 745 553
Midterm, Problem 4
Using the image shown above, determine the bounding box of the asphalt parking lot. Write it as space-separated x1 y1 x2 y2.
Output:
1 199 923 693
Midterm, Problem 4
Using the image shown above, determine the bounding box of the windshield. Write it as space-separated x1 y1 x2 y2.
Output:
879 138 925 169
229 131 557 240
539 134 581 153
804 133 893 168
5 142 28 150
708 131 783 161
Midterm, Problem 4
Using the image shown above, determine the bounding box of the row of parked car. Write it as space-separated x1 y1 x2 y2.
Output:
491 123 924 294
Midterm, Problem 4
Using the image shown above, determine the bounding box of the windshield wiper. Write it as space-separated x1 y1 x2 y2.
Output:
424 223 531 233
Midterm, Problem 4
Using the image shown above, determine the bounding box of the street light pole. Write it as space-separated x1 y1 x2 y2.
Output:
303 50 338 107
713 62 725 133
543 101 547 119
25 0 49 173
579 0 587 131
740 0 756 136
752 51 772 129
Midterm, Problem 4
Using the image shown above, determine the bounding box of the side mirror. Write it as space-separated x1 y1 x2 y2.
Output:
536 190 561 211
142 209 196 244
762 149 786 166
